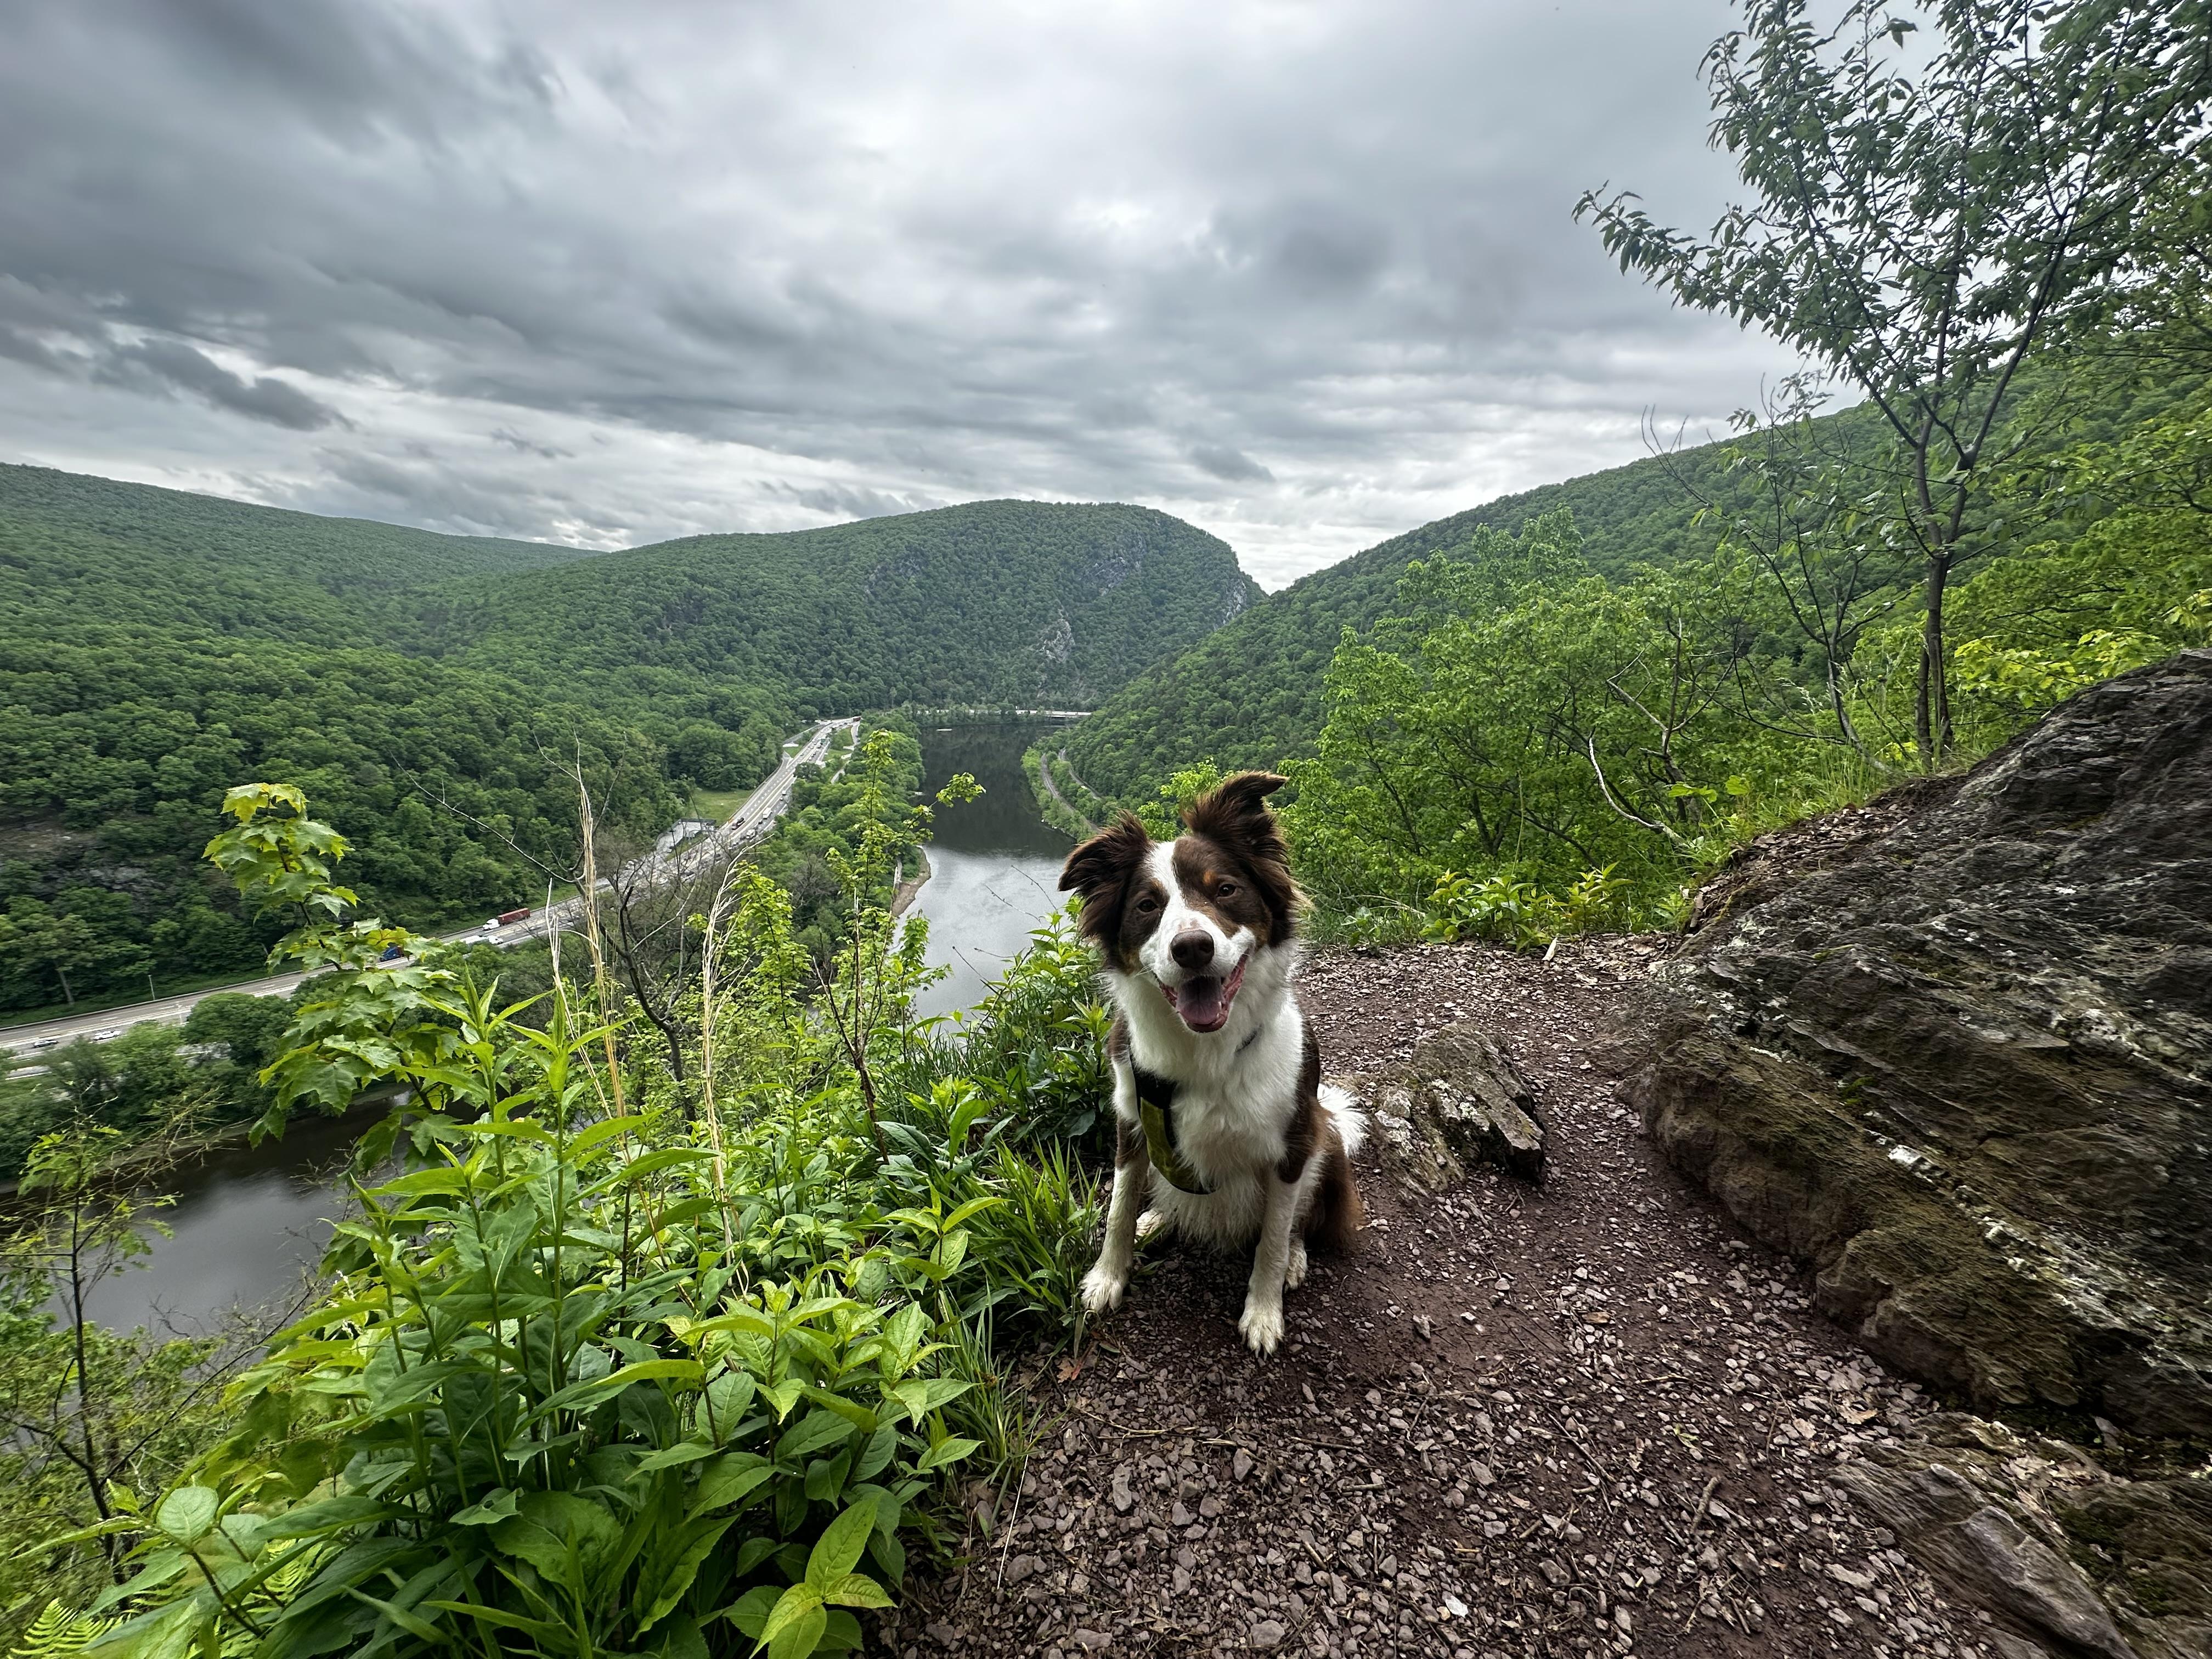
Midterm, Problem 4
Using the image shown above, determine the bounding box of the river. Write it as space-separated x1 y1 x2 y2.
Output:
910 720 1077 1019
79 719 1076 1335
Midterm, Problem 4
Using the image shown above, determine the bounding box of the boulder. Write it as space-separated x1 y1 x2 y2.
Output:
1621 651 2212 1436
1836 1415 2212 1659
1342 1019 1545 1189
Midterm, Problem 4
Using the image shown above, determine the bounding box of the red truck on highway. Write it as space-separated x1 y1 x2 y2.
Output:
495 907 532 926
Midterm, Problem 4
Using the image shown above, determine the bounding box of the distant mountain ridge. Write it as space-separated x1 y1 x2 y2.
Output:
0 465 1256 1008
431 499 1261 714
0 462 603 646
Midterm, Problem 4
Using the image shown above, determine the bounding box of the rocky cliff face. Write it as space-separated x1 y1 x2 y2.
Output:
1622 650 2212 1438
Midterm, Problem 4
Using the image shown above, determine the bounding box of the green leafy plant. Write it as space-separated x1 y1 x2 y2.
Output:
40 780 1108 1656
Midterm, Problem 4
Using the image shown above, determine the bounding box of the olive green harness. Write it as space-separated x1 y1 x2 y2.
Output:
1132 1065 1214 1195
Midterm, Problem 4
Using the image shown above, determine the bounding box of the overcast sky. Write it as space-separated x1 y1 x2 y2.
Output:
0 0 1803 587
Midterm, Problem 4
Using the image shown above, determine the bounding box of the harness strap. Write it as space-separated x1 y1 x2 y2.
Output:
1132 1065 1213 1195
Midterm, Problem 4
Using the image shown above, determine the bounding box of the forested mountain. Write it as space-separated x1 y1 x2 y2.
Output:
1059 424 1793 799
0 471 1255 1012
0 463 605 646
434 500 1259 716
1059 363 2197 804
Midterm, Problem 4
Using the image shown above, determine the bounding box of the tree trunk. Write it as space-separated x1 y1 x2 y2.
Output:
1916 557 1954 770
56 963 75 1007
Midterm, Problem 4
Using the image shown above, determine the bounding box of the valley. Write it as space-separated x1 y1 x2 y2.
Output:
4 4 2210 1657
70 719 1077 1339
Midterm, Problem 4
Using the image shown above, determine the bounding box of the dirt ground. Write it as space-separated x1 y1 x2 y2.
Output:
883 939 2006 1659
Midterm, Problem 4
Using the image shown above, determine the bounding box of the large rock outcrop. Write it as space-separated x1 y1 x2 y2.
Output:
1621 650 2212 1437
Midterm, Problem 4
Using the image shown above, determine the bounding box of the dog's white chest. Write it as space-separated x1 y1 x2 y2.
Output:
1127 1007 1305 1182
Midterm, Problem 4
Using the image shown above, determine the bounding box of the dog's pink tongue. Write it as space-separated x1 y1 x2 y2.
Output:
1175 976 1228 1031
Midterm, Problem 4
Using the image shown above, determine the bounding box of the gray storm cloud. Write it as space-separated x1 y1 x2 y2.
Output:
0 0 1801 583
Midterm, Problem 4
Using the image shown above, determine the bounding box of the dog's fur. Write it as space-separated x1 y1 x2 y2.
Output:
1058 772 1364 1355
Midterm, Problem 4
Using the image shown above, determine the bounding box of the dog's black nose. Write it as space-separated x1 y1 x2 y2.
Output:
1170 930 1215 969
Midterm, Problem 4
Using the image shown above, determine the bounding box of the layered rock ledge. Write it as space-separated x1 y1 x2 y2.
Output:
1621 650 2212 1437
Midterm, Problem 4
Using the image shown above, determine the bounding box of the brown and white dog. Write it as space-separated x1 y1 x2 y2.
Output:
1058 772 1364 1355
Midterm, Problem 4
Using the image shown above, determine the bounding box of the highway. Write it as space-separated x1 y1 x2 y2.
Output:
2 718 859 1059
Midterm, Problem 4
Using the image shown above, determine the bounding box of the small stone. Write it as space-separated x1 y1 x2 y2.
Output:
1233 1448 1254 1481
1006 1554 1044 1584
1251 1619 1286 1649
1074 1632 1112 1652
1468 1461 1495 1487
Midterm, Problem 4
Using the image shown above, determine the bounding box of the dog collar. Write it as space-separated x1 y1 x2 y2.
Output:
1131 1065 1212 1195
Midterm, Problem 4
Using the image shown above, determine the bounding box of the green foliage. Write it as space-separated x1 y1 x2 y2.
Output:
0 1028 232 1183
1276 514 1779 916
1578 0 2212 760
0 1126 234 1635
1020 742 1102 842
1058 432 1802 802
747 727 932 967
37 782 1108 1656
0 631 676 1009
5 1601 116 1656
0 472 1256 1011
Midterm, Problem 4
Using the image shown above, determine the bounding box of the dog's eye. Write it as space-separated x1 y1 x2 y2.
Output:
1216 881 1239 899
1134 894 1160 913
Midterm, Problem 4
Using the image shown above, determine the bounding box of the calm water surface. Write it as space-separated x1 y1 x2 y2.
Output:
910 721 1076 1020
85 720 1075 1333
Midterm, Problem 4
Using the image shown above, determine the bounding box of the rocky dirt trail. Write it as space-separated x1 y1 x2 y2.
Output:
885 940 2004 1659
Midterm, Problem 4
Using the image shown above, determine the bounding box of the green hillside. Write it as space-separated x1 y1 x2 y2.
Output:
1058 361 2192 804
1059 428 1782 799
0 462 603 647
432 500 1260 715
0 471 1258 1013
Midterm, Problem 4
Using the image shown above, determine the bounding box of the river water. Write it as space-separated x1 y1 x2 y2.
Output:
81 720 1076 1334
910 721 1077 1020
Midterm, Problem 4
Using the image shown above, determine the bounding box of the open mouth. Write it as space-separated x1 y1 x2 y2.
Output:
1159 957 1248 1033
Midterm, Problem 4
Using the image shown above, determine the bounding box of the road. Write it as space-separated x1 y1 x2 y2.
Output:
2 718 859 1059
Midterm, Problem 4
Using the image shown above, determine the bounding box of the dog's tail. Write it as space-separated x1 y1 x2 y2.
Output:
1320 1081 1366 1158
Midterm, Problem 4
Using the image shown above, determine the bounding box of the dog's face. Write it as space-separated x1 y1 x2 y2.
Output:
1057 772 1300 1034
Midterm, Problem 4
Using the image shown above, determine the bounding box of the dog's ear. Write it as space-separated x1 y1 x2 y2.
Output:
1183 772 1288 853
1183 772 1300 943
1059 812 1152 953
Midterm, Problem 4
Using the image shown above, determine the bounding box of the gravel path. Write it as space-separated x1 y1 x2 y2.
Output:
885 939 2004 1659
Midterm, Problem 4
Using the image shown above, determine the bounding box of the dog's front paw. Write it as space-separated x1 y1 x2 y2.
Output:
1238 1298 1285 1357
1081 1263 1128 1314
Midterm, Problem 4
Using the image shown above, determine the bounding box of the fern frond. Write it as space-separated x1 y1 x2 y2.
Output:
7 1600 115 1658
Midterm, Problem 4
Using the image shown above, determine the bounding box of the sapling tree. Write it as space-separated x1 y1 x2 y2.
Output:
0 1124 236 1612
1579 0 2212 763
816 730 979 1147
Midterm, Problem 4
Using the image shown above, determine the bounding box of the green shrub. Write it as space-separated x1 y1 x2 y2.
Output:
45 780 1106 1657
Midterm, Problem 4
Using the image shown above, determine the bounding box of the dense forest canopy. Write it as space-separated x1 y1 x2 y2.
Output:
431 500 1259 715
0 471 1256 1012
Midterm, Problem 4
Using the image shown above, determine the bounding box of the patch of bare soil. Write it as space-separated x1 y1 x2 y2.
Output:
884 940 2006 1659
